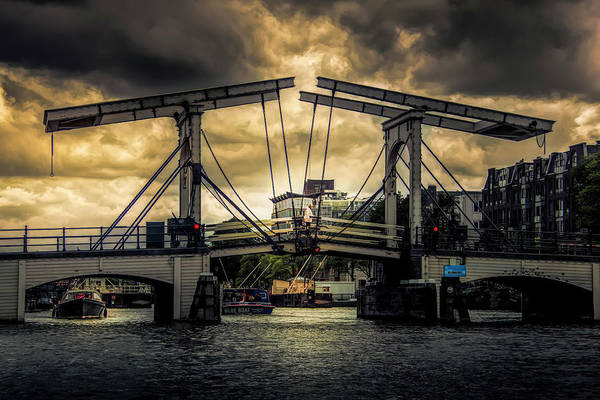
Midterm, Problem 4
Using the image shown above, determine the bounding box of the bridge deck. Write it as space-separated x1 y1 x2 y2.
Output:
0 217 406 260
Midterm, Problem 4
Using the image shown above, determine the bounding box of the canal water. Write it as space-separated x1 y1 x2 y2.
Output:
1 308 599 399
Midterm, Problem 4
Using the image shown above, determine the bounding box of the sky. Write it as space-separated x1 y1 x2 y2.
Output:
0 0 599 229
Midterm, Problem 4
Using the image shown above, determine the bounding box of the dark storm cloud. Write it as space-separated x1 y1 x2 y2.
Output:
0 73 47 106
0 0 260 98
263 0 600 101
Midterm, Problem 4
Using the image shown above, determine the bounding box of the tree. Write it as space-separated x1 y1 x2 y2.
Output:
571 152 600 233
367 194 409 226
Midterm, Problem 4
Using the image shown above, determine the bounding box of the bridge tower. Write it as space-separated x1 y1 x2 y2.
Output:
300 77 555 321
176 106 203 222
301 77 554 251
382 111 424 247
42 77 295 322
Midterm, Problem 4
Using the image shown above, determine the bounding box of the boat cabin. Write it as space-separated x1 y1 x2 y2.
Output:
62 290 102 302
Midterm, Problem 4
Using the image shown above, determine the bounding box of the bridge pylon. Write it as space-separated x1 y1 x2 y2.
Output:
382 110 425 247
176 106 203 222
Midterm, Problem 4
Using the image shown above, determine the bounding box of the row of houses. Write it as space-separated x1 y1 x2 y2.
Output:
482 141 600 234
424 141 600 237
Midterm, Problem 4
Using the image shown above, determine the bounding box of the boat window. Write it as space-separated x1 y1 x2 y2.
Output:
244 289 256 301
244 289 267 302
255 290 267 300
233 289 245 302
223 291 233 302
63 293 73 301
93 292 101 301
74 293 85 300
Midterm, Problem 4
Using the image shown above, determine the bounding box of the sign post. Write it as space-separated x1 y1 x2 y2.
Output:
443 265 466 278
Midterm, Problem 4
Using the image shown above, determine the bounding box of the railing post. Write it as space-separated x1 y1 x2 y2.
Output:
100 226 103 250
56 236 59 252
23 225 28 253
136 226 140 249
89 235 92 250
62 227 66 252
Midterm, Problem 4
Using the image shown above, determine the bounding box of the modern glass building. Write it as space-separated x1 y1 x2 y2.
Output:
270 180 370 221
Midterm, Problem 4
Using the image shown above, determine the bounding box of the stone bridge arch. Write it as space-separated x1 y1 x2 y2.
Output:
29 272 174 322
422 254 600 321
462 275 593 321
1 252 210 323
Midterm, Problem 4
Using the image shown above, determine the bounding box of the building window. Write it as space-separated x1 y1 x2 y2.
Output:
557 177 563 193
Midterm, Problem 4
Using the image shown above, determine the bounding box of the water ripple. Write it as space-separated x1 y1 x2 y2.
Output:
1 308 599 399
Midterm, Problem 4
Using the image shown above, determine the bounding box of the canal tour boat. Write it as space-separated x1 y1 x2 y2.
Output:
53 289 107 319
222 288 275 315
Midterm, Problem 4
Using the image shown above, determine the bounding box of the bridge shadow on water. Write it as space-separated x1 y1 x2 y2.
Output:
460 276 594 323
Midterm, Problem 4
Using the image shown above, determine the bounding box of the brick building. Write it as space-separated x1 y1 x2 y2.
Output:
482 142 600 233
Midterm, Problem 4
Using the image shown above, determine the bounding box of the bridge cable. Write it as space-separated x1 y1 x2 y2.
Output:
299 103 318 217
306 256 328 291
218 258 231 286
314 82 337 241
324 139 408 243
187 184 196 218
115 160 187 249
200 168 270 244
395 169 451 228
200 168 278 246
250 261 274 287
116 163 185 249
535 131 546 154
201 179 267 244
200 165 269 244
276 87 296 220
201 179 236 219
93 137 188 250
237 260 264 288
261 95 279 219
421 140 513 247
322 184 385 243
338 143 385 219
286 255 313 294
50 133 54 177
417 156 482 236
200 128 275 236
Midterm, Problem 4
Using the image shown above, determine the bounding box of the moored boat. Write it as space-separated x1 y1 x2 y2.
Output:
53 289 107 319
222 288 275 315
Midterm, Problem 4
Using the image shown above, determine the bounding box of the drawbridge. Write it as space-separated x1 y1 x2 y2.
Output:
9 76 595 324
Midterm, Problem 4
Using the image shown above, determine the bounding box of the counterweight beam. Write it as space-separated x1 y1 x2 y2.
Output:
43 77 295 132
315 77 554 140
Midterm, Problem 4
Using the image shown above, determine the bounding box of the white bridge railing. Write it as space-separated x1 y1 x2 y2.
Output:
0 218 406 254
205 217 405 248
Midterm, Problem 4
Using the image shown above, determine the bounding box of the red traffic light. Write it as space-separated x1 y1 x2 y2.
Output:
314 247 320 252
193 223 200 230
433 226 439 232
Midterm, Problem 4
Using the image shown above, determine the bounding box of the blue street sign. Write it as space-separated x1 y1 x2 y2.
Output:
443 265 466 277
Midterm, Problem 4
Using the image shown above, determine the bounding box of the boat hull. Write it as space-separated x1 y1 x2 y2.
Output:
222 303 274 315
54 298 106 319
